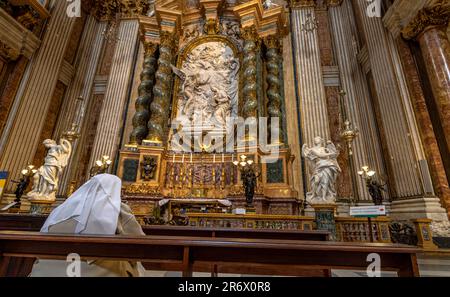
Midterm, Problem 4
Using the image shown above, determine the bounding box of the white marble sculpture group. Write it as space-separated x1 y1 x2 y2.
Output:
172 41 240 128
302 136 341 205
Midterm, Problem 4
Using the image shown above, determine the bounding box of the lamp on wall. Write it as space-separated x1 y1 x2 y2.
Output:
90 156 113 177
358 166 386 206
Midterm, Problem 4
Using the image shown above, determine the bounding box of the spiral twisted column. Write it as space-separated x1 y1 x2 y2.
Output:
264 35 284 144
146 31 176 145
241 26 259 119
129 42 158 145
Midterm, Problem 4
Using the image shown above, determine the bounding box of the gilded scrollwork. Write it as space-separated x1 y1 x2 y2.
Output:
221 20 240 40
123 183 161 195
130 42 158 145
181 25 201 44
203 19 220 35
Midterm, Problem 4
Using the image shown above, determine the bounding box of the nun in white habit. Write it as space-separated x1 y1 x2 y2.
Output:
30 174 146 277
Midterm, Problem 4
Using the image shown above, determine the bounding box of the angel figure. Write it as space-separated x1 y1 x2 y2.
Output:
171 64 211 122
263 0 279 10
302 137 341 204
211 85 231 126
27 138 72 202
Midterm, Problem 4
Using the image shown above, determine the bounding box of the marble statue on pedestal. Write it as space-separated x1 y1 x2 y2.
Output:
302 137 341 205
27 138 72 202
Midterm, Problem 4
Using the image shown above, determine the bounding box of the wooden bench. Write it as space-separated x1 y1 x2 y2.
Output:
0 231 420 277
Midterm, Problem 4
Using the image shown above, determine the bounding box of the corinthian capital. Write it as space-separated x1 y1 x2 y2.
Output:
402 3 450 40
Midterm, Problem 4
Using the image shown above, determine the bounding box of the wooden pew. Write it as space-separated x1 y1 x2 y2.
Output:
0 231 420 277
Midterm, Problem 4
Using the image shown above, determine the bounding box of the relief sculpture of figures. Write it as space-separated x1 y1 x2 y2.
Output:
172 42 239 128
27 138 72 202
302 137 341 205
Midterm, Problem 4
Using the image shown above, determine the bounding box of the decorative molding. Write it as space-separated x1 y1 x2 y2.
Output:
93 75 108 94
91 0 150 21
289 0 343 9
402 3 450 40
0 41 20 60
58 60 75 86
322 65 340 87
0 8 40 60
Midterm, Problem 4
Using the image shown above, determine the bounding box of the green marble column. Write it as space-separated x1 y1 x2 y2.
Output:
129 42 158 145
264 35 284 144
241 26 259 119
147 31 176 145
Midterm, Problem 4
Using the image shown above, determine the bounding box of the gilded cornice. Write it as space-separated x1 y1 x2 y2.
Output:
233 0 288 38
402 3 450 40
289 0 343 9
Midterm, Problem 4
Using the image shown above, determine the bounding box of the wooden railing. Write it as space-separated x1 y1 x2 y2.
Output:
1 213 437 247
174 213 315 231
335 217 392 243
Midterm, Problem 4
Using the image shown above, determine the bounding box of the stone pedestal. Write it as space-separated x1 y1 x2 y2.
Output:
390 196 449 222
312 204 337 240
29 200 54 215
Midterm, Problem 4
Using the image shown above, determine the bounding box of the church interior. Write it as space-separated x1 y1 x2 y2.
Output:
0 0 449 278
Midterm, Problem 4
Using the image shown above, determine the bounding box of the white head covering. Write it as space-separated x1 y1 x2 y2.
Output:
40 174 122 235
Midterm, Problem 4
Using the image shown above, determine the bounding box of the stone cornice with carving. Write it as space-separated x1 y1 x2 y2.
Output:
0 7 40 60
90 0 150 21
401 3 450 40
288 0 343 9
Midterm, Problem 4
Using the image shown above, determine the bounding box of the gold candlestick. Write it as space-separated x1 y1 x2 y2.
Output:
221 165 226 190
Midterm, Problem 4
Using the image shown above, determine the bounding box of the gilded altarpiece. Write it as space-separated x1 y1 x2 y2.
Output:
118 0 298 217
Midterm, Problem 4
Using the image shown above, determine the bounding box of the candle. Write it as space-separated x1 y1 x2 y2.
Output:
222 153 224 163
172 154 175 163
232 154 234 162
190 153 193 163
213 154 216 163
182 154 185 163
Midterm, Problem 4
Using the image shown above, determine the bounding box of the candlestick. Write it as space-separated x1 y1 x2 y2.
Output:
222 153 224 163
182 154 185 163
213 154 216 163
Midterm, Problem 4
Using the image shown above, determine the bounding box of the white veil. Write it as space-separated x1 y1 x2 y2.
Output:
40 174 122 235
